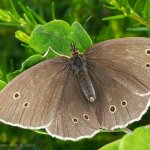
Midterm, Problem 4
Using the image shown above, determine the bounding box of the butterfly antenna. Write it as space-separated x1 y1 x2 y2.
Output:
70 42 76 52
70 42 80 56
83 15 93 28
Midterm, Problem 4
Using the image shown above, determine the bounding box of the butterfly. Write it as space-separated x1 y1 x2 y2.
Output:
0 37 150 141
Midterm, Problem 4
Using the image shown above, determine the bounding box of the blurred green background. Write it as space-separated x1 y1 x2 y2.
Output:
0 0 150 149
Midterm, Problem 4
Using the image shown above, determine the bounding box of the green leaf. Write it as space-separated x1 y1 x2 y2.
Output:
143 0 150 22
0 69 5 79
29 20 93 57
127 27 150 31
33 130 48 135
29 20 71 55
99 139 121 150
119 125 150 150
6 54 44 82
71 22 93 52
30 9 47 25
0 80 7 90
18 1 37 28
102 15 126 21
9 0 20 19
15 30 30 44
118 0 130 7
103 4 117 10
101 0 112 3
99 125 150 150
133 0 146 15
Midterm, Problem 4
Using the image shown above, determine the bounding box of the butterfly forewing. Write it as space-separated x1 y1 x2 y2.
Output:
86 37 150 129
0 57 68 129
86 37 150 92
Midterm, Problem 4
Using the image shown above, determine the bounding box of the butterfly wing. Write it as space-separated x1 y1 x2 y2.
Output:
0 57 69 129
46 70 100 140
86 37 150 129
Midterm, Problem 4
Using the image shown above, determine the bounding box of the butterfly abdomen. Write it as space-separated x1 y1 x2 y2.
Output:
77 70 96 102
70 55 96 102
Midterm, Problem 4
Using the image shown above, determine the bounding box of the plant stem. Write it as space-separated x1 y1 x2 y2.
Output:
130 10 150 28
100 128 132 134
105 0 150 29
122 128 132 134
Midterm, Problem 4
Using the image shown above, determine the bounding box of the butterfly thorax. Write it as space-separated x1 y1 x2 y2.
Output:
69 43 96 102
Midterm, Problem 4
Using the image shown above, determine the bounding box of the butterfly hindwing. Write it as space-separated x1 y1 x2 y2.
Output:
46 70 100 140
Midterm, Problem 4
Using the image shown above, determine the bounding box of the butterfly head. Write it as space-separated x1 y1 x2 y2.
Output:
70 42 79 57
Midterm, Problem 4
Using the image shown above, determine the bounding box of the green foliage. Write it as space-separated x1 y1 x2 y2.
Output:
0 0 46 32
0 0 150 149
100 139 121 150
29 20 92 55
100 125 150 150
102 0 150 30
0 80 7 90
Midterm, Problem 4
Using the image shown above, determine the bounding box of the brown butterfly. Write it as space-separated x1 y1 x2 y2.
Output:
0 37 150 140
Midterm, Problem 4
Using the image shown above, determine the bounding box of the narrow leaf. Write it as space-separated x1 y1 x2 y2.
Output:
0 80 7 90
143 0 150 22
102 15 126 21
127 27 150 31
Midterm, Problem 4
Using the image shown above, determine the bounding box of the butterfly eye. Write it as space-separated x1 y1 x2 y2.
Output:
146 63 150 68
145 49 150 55
121 100 127 107
13 92 20 100
23 102 29 108
72 118 78 123
109 105 116 113
83 114 89 120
